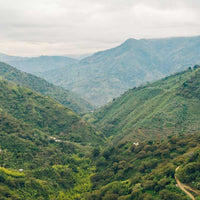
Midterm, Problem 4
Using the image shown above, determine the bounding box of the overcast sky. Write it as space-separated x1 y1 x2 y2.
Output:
0 0 200 56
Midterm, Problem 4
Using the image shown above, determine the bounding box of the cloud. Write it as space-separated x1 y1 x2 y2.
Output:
0 0 199 56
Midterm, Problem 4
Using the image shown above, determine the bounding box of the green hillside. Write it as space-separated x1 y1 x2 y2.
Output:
0 68 200 199
0 62 94 114
91 65 200 142
0 78 105 199
39 36 200 106
0 78 102 144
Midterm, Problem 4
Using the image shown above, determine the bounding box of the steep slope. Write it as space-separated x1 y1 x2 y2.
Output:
0 53 77 73
0 62 94 114
39 35 200 106
0 79 102 199
91 66 200 142
0 78 101 144
0 70 200 199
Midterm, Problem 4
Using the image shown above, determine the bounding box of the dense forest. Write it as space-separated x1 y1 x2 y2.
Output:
0 64 199 199
86 132 200 199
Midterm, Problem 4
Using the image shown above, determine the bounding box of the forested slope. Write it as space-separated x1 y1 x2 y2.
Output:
39 36 200 106
0 62 93 114
0 78 105 199
0 66 199 199
91 66 200 142
86 132 200 199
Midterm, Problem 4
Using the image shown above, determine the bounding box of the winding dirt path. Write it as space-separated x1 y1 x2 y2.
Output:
175 166 198 200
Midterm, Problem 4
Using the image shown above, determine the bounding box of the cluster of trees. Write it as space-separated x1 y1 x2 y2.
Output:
86 133 200 199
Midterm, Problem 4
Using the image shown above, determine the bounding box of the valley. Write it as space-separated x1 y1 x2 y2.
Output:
0 62 93 114
2 36 200 107
0 36 200 199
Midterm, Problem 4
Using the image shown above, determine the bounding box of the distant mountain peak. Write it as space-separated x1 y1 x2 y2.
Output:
119 38 147 50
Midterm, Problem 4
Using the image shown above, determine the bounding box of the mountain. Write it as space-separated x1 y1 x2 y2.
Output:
90 65 200 142
38 35 200 106
0 62 94 114
0 78 103 199
0 78 101 144
0 67 200 199
0 53 77 73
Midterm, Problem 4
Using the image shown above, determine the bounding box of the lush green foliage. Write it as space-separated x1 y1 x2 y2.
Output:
86 133 200 199
0 78 102 144
39 36 200 106
0 65 200 199
0 78 103 199
0 156 94 200
0 62 94 114
91 66 200 142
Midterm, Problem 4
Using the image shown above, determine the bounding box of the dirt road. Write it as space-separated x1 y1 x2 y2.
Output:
175 166 198 200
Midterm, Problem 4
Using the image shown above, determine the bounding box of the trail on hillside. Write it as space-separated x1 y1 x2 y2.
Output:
175 166 199 200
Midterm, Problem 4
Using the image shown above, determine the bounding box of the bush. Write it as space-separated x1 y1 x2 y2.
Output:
103 193 119 200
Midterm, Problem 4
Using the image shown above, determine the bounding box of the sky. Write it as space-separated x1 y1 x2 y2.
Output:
0 0 200 56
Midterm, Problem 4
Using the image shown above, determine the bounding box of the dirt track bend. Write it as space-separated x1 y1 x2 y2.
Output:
175 166 199 200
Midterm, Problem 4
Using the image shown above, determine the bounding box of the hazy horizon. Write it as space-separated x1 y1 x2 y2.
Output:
0 0 200 56
1 34 200 58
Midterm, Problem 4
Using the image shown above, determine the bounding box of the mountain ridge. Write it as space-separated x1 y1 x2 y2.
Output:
37 35 200 106
90 65 200 143
0 62 94 114
0 53 77 73
0 64 200 199
0 78 101 144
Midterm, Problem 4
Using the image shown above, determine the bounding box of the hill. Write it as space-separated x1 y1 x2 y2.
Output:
38 36 200 106
0 62 94 114
0 68 199 199
0 53 77 73
0 78 103 199
0 78 101 144
90 65 200 142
